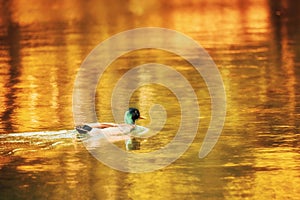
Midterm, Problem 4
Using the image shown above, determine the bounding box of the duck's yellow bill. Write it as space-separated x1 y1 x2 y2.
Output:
139 116 146 119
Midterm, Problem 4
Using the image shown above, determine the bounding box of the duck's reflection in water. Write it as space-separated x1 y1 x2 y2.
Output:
125 138 141 150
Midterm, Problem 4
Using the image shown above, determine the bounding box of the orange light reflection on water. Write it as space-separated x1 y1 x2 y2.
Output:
0 0 300 199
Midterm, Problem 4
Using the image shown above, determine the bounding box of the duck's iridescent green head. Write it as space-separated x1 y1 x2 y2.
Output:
124 108 141 125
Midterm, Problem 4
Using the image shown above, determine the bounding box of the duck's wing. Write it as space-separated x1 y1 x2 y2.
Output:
86 122 117 129
87 124 132 137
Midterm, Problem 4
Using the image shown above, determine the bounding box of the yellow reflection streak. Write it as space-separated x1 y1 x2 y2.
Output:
280 18 296 126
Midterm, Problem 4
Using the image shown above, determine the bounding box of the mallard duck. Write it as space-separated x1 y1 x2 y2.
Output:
75 108 146 142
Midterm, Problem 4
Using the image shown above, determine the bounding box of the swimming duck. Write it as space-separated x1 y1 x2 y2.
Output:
75 108 146 141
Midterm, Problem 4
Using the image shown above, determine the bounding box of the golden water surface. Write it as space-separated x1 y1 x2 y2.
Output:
0 0 300 199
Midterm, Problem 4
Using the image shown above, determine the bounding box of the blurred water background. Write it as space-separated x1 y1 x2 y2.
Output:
0 0 300 199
